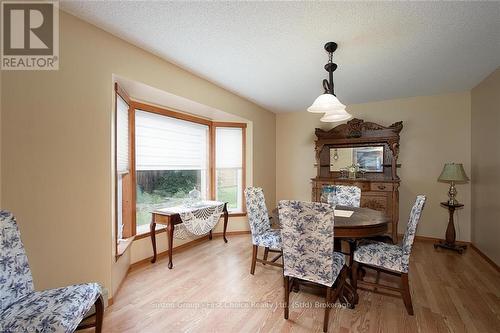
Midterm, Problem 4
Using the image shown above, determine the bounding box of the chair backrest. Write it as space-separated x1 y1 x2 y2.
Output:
401 195 426 271
334 185 361 207
278 200 338 287
244 187 271 242
0 211 34 313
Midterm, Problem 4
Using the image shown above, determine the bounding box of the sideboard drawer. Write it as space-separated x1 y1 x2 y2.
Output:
370 182 393 192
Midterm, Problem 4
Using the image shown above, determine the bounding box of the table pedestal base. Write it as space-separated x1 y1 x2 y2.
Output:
434 241 467 254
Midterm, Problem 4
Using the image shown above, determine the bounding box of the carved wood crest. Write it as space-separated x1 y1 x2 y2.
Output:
315 118 403 140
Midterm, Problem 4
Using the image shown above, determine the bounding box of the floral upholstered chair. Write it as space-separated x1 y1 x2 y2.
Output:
333 185 361 207
245 187 283 274
0 211 104 333
278 200 347 333
351 195 426 315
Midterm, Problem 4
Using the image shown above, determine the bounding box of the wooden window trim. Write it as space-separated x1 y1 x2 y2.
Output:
114 83 133 261
212 122 247 214
132 101 212 127
115 89 248 242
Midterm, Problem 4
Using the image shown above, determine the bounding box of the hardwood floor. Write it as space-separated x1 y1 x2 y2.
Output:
98 235 500 332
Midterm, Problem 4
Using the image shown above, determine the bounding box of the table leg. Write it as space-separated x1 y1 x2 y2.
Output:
167 222 174 269
150 216 157 264
338 239 359 308
209 230 213 240
223 203 229 243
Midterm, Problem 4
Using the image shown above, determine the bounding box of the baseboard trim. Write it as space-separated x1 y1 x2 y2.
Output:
397 234 498 273
397 233 471 245
470 243 500 273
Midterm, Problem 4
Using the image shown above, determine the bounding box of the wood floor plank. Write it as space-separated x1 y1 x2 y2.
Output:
89 235 500 333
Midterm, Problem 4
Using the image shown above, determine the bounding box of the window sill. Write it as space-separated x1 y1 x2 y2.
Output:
116 236 135 259
134 225 167 240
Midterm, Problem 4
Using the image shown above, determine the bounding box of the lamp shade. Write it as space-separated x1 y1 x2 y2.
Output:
320 110 352 122
307 94 346 113
438 163 469 183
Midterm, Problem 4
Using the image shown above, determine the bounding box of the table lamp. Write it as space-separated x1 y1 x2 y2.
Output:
438 163 469 205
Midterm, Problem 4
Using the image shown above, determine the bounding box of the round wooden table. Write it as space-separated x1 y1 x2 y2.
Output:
332 206 390 239
272 206 390 239
272 205 390 308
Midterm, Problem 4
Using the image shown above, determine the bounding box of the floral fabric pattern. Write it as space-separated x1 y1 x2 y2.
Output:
401 195 426 268
245 187 282 250
253 229 282 249
1 283 101 333
353 195 426 273
353 242 405 272
0 210 102 333
278 200 345 287
0 211 34 312
334 185 361 207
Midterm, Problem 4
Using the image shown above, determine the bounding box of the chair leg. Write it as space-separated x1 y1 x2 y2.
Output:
284 276 290 319
401 273 414 315
250 245 258 275
352 261 359 291
323 286 332 332
282 252 286 287
263 247 269 265
95 295 104 333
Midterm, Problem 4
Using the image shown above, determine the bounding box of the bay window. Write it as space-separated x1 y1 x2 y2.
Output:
114 84 247 245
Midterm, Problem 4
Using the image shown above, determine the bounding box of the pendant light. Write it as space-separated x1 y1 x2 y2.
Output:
307 42 352 122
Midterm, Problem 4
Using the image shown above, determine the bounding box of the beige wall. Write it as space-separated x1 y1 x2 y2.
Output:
471 68 500 265
1 12 275 298
0 69 2 206
276 92 472 241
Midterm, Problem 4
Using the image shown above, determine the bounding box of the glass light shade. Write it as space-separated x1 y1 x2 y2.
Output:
307 93 346 113
320 109 352 122
438 163 469 183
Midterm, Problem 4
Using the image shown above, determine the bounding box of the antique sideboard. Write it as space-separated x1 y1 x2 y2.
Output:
312 118 403 243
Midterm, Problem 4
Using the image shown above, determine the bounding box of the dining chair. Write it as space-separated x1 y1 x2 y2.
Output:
245 187 283 274
0 211 104 332
331 185 361 207
351 195 426 315
279 200 348 332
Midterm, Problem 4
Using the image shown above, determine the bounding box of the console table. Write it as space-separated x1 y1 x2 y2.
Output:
150 202 229 268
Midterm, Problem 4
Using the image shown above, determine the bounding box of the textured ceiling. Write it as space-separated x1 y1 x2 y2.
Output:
61 1 500 113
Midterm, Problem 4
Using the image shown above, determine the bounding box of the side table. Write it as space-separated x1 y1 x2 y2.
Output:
434 202 467 254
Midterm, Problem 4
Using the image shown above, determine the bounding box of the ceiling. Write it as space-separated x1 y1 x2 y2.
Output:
61 1 500 113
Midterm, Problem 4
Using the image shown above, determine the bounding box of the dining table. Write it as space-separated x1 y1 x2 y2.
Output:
272 205 390 308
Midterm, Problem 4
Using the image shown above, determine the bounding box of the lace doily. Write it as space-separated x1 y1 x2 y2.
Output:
166 201 224 239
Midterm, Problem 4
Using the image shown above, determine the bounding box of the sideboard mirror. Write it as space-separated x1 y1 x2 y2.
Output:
330 146 384 172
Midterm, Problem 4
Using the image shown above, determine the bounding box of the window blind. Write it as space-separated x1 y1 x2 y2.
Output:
116 95 129 173
135 110 209 171
216 127 243 169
